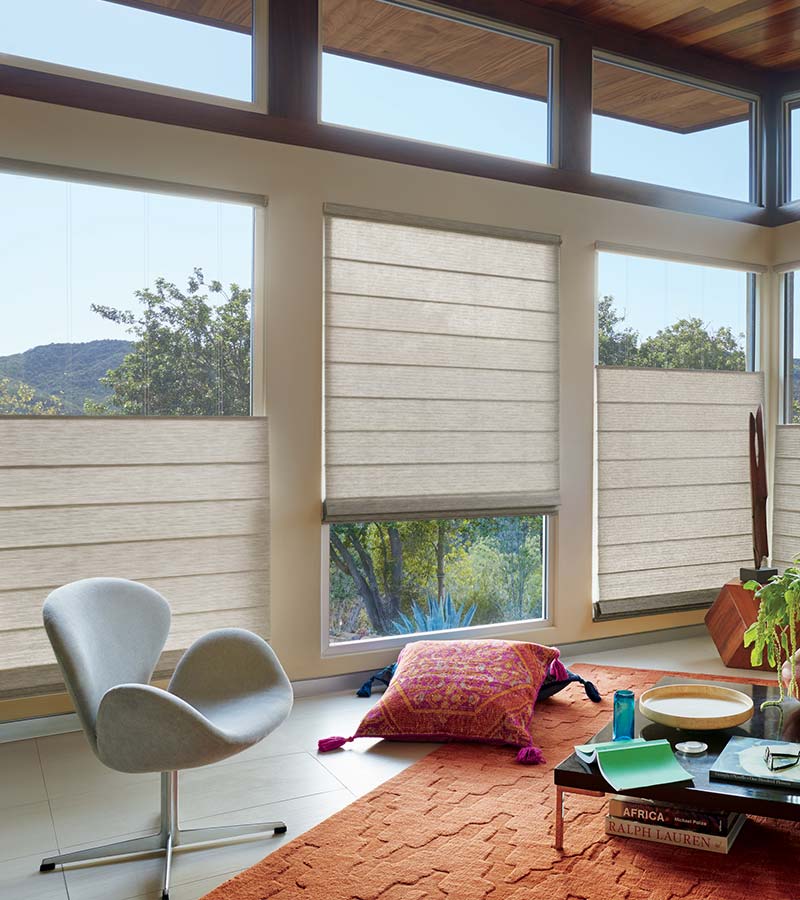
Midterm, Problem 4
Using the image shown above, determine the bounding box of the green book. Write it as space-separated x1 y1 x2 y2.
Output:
574 738 692 792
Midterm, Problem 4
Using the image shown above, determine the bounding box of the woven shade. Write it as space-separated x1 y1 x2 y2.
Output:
0 417 269 698
323 205 560 522
772 426 800 570
595 367 762 620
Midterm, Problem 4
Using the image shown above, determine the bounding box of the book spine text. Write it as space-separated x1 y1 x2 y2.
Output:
605 817 730 853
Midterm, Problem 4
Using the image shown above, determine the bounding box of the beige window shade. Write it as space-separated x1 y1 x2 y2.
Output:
595 367 762 620
773 426 800 570
0 417 269 699
323 205 560 522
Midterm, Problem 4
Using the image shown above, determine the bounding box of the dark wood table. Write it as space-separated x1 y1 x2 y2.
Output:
552 675 800 849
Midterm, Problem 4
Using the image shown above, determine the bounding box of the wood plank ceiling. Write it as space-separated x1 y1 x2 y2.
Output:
109 0 755 132
534 0 800 71
321 0 751 132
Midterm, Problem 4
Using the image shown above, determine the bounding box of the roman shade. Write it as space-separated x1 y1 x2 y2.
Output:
0 417 269 699
772 425 800 570
595 367 763 620
323 204 560 523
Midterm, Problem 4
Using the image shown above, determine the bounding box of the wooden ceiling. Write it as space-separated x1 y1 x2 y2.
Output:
534 0 800 71
321 0 751 133
107 0 252 33
593 59 750 133
108 0 754 133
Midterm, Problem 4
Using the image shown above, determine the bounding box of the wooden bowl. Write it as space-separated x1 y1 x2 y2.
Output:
639 684 753 731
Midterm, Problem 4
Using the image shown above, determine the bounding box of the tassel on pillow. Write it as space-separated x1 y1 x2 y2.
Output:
318 735 354 752
581 678 601 703
516 745 545 765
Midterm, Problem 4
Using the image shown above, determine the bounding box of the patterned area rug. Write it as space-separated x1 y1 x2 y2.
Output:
202 665 797 900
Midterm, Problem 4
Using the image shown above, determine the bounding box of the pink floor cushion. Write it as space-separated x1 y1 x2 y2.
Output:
318 638 559 764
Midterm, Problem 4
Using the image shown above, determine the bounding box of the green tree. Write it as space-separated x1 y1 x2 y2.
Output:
636 317 745 370
0 377 62 415
597 297 745 371
85 269 250 415
597 295 640 366
329 522 403 634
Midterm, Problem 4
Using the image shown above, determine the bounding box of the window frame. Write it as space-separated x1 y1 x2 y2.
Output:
591 50 762 206
593 246 763 621
0 0 269 113
781 270 797 424
594 242 763 373
317 0 561 168
780 94 800 206
320 514 554 658
0 156 268 418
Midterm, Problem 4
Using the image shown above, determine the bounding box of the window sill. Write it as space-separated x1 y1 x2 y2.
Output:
321 617 553 658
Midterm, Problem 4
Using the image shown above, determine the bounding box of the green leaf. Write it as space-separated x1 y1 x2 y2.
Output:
743 622 759 646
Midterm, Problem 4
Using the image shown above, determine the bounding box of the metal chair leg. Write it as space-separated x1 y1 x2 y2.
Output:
178 820 287 845
39 833 166 872
39 770 287 900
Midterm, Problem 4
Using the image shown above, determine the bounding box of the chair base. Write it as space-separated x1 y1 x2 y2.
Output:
39 771 287 900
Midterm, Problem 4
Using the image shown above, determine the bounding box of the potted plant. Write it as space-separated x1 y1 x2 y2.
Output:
744 564 800 709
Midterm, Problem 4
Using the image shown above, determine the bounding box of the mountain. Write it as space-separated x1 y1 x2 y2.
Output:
0 340 133 414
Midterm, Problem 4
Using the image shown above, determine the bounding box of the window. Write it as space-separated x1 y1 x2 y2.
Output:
596 250 755 371
785 101 800 203
594 249 763 621
323 206 560 646
329 515 546 644
0 0 263 106
592 56 755 202
782 271 800 422
0 167 258 416
320 0 553 164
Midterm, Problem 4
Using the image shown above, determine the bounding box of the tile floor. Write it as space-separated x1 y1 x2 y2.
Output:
1 635 760 900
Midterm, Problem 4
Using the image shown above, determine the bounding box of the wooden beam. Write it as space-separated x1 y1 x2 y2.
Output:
558 29 592 171
0 62 778 226
269 0 319 121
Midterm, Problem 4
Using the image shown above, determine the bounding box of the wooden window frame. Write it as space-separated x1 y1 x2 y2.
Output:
0 0 269 113
0 0 795 225
317 0 561 168
591 50 761 206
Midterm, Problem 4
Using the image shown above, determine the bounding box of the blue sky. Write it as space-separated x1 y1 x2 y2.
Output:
0 0 754 357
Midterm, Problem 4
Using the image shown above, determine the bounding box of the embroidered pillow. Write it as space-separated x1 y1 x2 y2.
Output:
319 638 558 764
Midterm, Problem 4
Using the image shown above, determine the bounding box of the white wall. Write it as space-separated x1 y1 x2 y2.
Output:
0 94 775 681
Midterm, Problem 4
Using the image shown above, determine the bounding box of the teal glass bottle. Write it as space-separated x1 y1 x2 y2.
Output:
613 689 635 741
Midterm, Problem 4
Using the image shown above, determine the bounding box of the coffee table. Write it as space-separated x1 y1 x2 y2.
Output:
552 675 800 849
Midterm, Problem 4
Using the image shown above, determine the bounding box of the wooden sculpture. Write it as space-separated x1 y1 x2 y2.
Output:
748 405 769 572
705 404 776 670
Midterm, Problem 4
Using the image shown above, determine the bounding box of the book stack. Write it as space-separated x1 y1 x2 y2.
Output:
605 795 746 854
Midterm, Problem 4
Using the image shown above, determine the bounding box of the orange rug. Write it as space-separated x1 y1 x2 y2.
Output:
202 665 797 900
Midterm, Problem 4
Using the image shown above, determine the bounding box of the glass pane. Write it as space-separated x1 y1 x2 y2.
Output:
791 274 800 422
596 252 750 371
791 106 800 203
1 0 253 101
329 515 545 644
321 0 550 163
0 173 254 415
592 58 752 201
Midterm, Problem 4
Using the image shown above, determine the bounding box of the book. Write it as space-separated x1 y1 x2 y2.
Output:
710 736 800 790
605 813 746 854
574 738 692 792
608 795 739 836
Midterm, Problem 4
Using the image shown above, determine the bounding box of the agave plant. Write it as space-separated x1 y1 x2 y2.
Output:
744 561 800 708
391 593 477 635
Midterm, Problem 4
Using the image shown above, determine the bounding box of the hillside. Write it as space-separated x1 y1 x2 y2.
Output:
0 339 133 413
